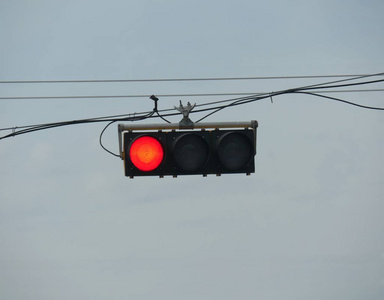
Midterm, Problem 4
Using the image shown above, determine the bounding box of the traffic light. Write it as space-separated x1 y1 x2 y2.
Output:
118 121 257 178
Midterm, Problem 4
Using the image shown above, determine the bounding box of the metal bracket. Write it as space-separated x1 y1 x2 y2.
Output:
174 101 196 128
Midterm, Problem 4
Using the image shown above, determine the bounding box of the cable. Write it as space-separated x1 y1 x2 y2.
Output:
99 121 120 157
195 93 274 122
0 110 153 138
194 75 384 121
155 111 172 124
295 91 384 110
2 72 383 101
287 72 384 91
2 85 383 135
99 110 156 158
1 88 384 101
0 74 375 84
0 110 154 132
1 73 384 145
299 78 384 91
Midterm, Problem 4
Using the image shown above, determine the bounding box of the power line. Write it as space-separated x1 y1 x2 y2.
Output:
0 74 376 84
1 74 384 143
1 89 383 101
295 92 384 111
0 110 154 132
193 75 384 122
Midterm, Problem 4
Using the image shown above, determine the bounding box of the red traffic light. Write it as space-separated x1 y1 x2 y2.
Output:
120 121 258 177
129 136 164 171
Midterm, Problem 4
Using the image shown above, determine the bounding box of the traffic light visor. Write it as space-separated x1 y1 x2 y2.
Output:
129 136 164 171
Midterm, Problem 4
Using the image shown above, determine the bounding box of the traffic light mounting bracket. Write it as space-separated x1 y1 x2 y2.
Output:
117 120 258 160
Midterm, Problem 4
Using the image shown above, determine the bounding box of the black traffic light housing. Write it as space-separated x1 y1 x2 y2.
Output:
119 121 257 178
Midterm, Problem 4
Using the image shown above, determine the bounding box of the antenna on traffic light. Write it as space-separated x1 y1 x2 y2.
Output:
174 100 196 127
117 99 258 178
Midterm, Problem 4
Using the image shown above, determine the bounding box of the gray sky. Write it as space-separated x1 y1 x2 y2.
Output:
1 0 384 299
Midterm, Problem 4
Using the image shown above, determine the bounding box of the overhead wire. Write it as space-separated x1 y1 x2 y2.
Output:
0 110 153 137
194 73 384 122
1 72 384 156
1 88 384 101
99 110 155 157
0 73 376 84
1 72 383 101
0 109 154 132
294 91 384 111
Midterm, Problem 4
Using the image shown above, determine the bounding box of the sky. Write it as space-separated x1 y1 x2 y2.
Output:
1 0 384 299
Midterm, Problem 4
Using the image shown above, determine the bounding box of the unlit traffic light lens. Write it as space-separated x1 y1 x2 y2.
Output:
173 133 209 172
129 136 164 171
217 132 252 170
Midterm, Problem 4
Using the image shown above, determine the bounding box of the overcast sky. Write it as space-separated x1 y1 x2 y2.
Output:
1 1 384 299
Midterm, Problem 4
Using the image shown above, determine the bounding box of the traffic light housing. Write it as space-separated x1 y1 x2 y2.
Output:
119 121 257 178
